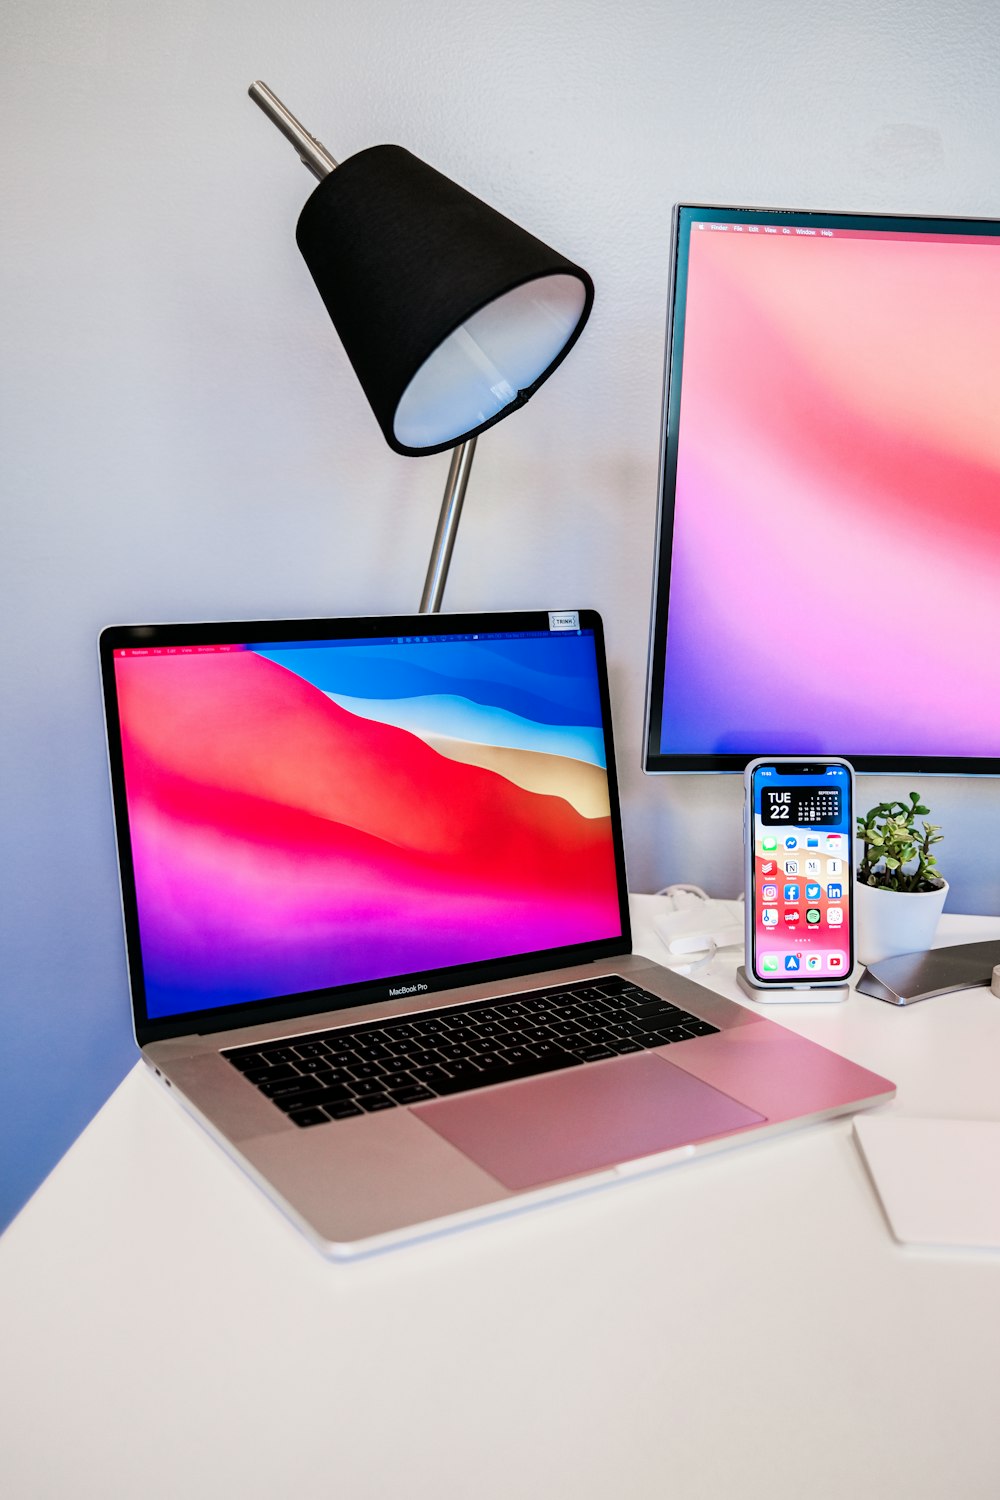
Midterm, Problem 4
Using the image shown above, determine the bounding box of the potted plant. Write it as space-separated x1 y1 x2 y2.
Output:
855 793 947 964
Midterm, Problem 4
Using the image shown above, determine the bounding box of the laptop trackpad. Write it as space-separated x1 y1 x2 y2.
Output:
413 1052 765 1191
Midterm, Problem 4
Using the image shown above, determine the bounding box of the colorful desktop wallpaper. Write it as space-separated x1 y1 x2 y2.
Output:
660 220 1000 757
113 633 622 1018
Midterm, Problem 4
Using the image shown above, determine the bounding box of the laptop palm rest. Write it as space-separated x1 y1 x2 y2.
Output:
414 1052 766 1191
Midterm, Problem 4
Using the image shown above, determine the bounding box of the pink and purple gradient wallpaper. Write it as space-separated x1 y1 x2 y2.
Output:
660 222 1000 757
114 634 622 1019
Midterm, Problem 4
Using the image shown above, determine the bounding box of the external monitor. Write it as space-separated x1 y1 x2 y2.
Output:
643 203 1000 774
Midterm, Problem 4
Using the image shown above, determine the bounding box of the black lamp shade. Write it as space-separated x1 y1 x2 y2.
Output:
295 145 594 456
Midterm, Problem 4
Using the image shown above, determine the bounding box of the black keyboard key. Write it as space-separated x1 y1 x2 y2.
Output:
410 1065 457 1092
409 1048 444 1069
389 1084 436 1104
435 1042 478 1063
346 1061 382 1081
444 1026 478 1045
310 1066 354 1087
379 1036 415 1057
287 1107 329 1128
273 1091 325 1114
380 1055 415 1075
466 1050 505 1070
626 1000 676 1019
632 1013 684 1036
296 1056 335 1073
411 1016 449 1036
259 1076 321 1101
308 1084 354 1108
261 1046 301 1066
227 1050 268 1072
350 1039 393 1062
324 1101 365 1120
242 1061 299 1084
358 1093 396 1112
498 1045 536 1064
528 1043 579 1066
656 1026 696 1044
325 1038 362 1058
603 1019 646 1040
350 1077 387 1097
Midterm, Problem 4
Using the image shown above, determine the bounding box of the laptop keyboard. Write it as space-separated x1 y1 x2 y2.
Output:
222 974 719 1128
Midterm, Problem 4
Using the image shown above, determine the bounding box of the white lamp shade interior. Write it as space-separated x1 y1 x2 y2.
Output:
392 273 587 450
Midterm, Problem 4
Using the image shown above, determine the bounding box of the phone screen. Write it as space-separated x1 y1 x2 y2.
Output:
749 761 853 983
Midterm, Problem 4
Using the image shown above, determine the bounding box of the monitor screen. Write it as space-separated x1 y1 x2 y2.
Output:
644 204 1000 774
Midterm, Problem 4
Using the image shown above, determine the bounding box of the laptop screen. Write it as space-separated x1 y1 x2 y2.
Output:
101 612 629 1035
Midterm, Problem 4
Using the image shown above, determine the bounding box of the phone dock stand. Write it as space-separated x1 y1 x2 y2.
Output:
736 966 849 1004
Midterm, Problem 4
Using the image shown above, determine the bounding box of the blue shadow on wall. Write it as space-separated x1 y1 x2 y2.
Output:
1 729 138 1235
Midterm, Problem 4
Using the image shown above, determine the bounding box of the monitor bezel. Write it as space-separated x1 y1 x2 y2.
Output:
643 202 1000 777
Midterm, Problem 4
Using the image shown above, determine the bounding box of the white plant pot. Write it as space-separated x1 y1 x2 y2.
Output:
855 879 949 966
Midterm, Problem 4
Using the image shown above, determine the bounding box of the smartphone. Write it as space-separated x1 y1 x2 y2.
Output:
744 757 854 988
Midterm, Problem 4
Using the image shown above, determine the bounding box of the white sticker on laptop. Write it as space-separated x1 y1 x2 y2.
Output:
548 611 580 631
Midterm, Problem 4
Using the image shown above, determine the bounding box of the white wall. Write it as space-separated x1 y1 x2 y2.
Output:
3 0 999 1228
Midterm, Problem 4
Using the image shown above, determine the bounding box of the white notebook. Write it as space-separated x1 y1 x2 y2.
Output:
854 1115 1000 1251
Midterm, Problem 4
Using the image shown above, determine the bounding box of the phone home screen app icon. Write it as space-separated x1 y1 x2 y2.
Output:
762 956 779 973
762 836 778 852
762 908 779 926
762 884 778 900
806 955 822 972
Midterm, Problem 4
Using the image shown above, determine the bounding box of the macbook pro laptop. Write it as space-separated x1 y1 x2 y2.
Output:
100 608 894 1257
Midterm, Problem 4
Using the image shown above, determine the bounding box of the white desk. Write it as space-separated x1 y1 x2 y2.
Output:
3 900 1000 1500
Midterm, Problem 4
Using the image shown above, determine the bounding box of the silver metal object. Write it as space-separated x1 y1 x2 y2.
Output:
248 80 338 180
735 966 849 1004
856 940 1000 1005
419 438 477 613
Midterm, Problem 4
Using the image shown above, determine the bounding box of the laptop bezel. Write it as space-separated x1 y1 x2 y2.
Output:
99 608 633 1046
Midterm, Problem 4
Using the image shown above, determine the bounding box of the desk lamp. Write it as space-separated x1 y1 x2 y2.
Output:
249 81 595 611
